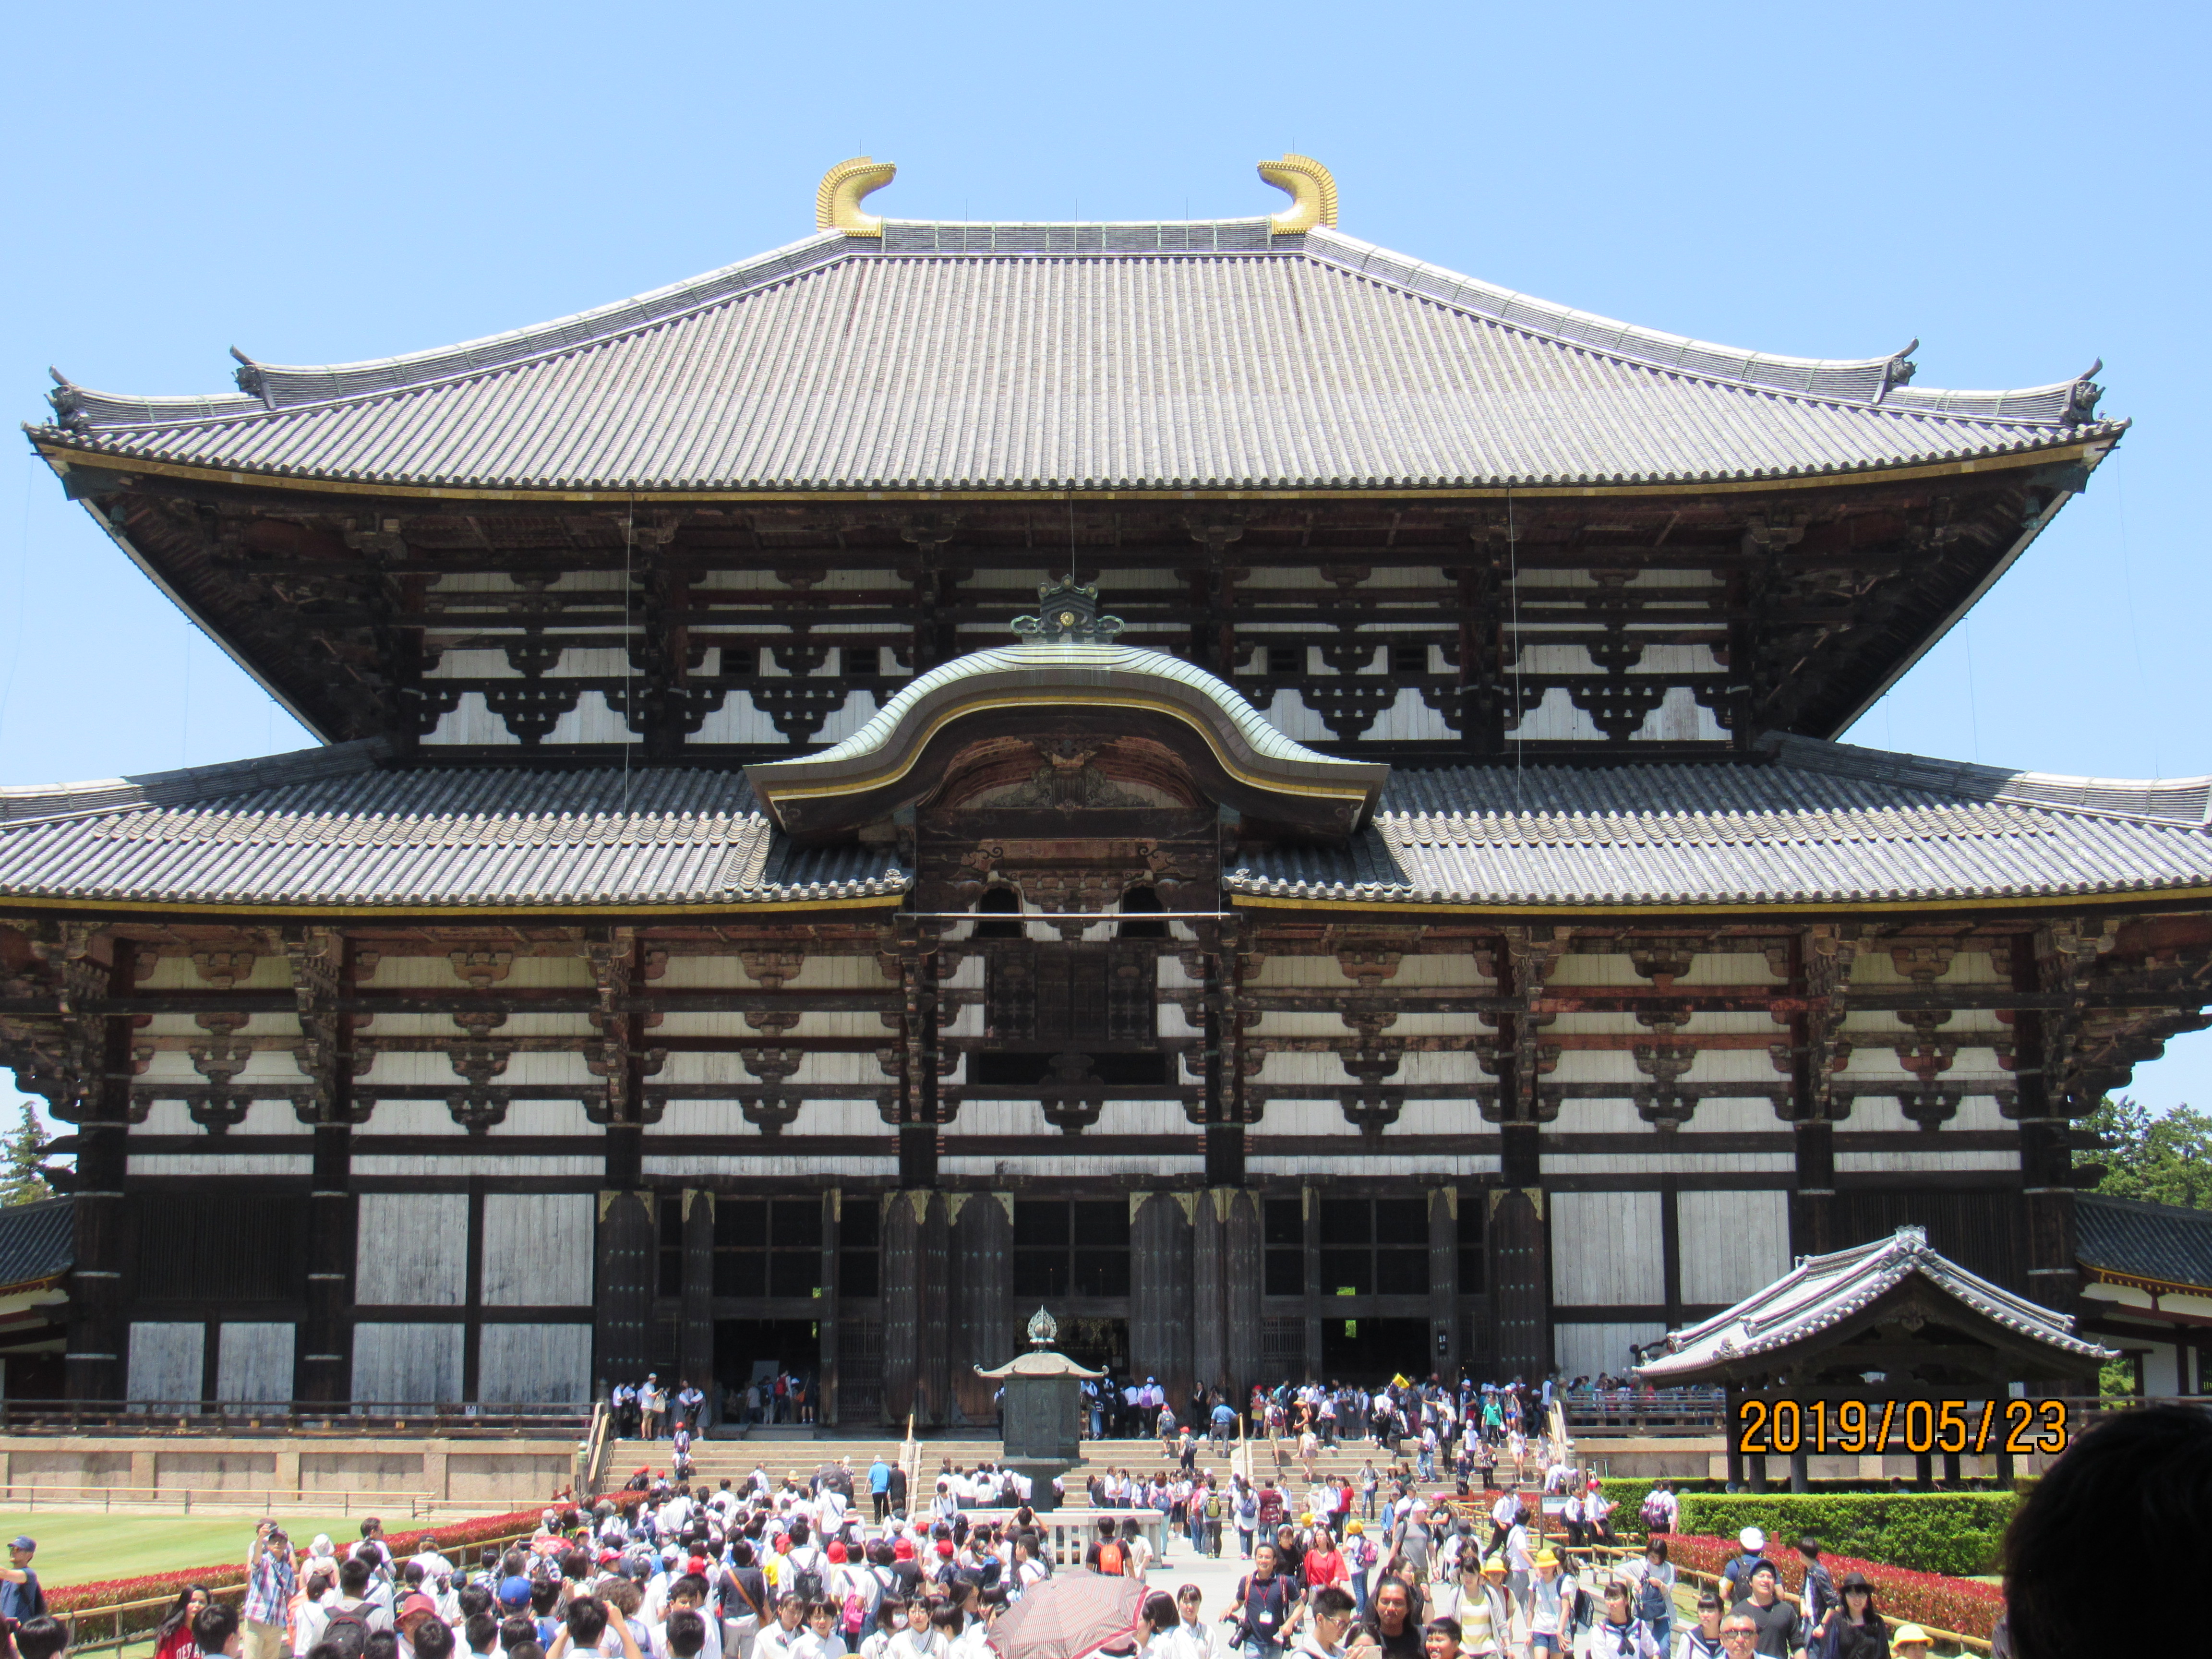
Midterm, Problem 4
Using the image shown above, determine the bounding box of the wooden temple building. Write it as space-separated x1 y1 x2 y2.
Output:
6 156 2212 1421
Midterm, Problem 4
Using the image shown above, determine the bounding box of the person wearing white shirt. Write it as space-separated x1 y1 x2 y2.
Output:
753 1601 808 1659
1167 1587 1217 1659
884 1601 941 1659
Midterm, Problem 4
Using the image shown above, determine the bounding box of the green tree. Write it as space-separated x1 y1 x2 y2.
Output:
0 1101 53 1206
2079 1095 2212 1210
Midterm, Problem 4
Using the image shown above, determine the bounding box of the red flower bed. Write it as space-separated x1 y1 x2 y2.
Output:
46 1498 646 1617
1664 1533 2006 1641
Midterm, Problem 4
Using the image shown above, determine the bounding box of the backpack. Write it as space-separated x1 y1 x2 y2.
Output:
1205 1494 1222 1520
1095 1540 1125 1576
1634 1575 1668 1623
1640 1491 1667 1527
788 1548 826 1602
325 1605 374 1651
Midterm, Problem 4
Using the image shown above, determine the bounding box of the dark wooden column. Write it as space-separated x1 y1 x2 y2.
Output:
1791 1123 1836 1258
1192 1191 1226 1397
1488 1185 1549 1382
2014 933 2080 1312
818 1190 841 1428
1784 930 1837 1259
1428 1189 1458 1378
1222 1188 1262 1400
66 935 132 1403
680 1190 715 1413
917 1192 951 1424
880 1192 921 1426
301 1121 356 1402
1130 1192 1194 1404
951 1193 1011 1424
594 1191 656 1388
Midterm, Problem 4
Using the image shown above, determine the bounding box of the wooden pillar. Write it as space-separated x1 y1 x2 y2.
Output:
819 1190 840 1429
301 1122 356 1403
1223 1189 1262 1401
680 1191 715 1416
1302 1186 1322 1380
1724 1386 1745 1490
1789 1450 1810 1492
594 1191 656 1387
917 1192 951 1424
66 937 134 1404
1791 1122 1835 1261
1428 1189 1459 1378
1192 1192 1226 1399
1488 1181 1548 1383
951 1194 1011 1425
2014 934 2079 1313
1130 1192 1194 1405
881 1192 921 1425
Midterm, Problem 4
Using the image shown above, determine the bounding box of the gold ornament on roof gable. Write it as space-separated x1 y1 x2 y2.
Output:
1257 154 1339 233
817 156 897 237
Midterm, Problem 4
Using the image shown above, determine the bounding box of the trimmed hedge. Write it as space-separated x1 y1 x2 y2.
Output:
1669 1492 2018 1577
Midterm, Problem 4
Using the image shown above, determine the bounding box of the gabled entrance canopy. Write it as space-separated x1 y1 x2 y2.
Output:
747 584 1388 842
1635 1225 2113 1391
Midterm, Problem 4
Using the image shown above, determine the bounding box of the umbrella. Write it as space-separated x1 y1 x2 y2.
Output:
987 1568 1145 1659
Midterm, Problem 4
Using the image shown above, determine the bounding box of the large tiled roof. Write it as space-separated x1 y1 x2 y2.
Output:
0 1198 72 1290
0 745 909 909
1637 1224 2112 1382
2076 1193 2212 1294
1229 734 2212 908
36 222 2115 493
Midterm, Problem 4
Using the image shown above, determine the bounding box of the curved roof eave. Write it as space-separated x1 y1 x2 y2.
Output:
41 220 2108 440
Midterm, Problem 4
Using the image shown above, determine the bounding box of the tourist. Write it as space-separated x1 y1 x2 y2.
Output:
1085 1520 1130 1576
1457 1561 1514 1659
752 1599 808 1659
1728 1566 1803 1659
884 1599 937 1659
1293 1587 1356 1659
1621 1541 1672 1658
1168 1587 1215 1659
1574 1583 1658 1659
1791 1542 1834 1634
1351 1579 1421 1659
1717 1533 1773 1610
245 1526 299 1659
1808 1574 1884 1659
295 1568 338 1658
1885 1630 1929 1659
1677 1595 1728 1659
1232 1542 1297 1659
2000 1404 2212 1659
192 1604 242 1659
1417 1619 1457 1659
1525 1552 1575 1659
154 1587 214 1659
14 1616 65 1659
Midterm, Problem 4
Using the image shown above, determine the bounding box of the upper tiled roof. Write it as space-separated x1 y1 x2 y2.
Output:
2076 1193 2212 1294
1230 734 2212 908
0 1197 73 1290
0 746 909 909
1638 1224 2112 1382
36 223 2116 494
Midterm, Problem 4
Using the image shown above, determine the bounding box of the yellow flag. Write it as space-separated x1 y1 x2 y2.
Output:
1390 1373 1411 1388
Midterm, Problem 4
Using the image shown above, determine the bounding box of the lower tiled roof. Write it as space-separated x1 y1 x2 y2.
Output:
0 748 908 908
0 1197 72 1290
2076 1193 2212 1294
1229 736 2212 907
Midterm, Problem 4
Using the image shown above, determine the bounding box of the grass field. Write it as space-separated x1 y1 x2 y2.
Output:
2 1514 369 1591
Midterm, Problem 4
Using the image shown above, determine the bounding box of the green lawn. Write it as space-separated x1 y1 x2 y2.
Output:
5 1514 368 1591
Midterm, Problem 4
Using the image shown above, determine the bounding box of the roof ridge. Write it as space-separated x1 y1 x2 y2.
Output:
48 231 854 431
1767 733 2212 827
0 738 392 829
1298 228 2108 424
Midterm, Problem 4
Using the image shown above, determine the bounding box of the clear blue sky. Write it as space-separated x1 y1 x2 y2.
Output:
3 0 2207 1116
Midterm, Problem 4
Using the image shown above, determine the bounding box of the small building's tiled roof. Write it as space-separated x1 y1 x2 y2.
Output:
0 1197 73 1291
0 746 908 910
1637 1224 2113 1382
1229 734 2212 908
35 223 2116 494
2076 1193 2212 1295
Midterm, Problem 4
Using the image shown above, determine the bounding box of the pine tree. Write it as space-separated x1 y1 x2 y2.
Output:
2080 1095 2212 1211
0 1102 53 1207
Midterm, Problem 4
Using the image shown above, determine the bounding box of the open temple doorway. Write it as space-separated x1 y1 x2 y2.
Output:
1321 1316 1430 1385
716 1318 821 1424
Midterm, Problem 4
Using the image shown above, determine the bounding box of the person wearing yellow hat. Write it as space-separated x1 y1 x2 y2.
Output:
1889 1626 1931 1659
1526 1551 1575 1655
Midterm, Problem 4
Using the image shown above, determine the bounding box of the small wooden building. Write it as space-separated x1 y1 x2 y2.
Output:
5 156 2211 1419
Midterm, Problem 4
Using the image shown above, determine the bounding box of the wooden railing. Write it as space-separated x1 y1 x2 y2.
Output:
0 1400 591 1437
0 1482 434 1515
